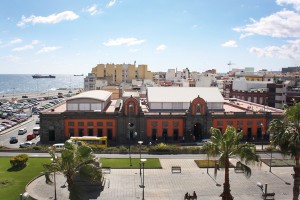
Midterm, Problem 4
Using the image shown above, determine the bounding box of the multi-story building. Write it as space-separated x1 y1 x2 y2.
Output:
91 63 153 85
39 87 283 145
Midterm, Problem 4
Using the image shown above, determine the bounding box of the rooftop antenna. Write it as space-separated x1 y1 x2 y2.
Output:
227 61 235 72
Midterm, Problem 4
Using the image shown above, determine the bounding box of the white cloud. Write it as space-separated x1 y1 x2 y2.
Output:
129 49 139 52
12 45 34 52
1 55 21 62
32 40 39 45
37 46 61 54
249 39 300 59
17 11 79 27
156 44 167 51
84 5 103 15
107 0 117 7
10 38 22 44
233 10 300 38
103 37 145 46
221 40 238 48
276 0 300 11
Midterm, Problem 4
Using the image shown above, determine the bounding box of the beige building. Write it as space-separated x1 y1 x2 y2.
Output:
91 63 153 85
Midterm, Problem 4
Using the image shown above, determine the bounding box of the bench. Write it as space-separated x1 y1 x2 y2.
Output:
262 192 275 200
234 161 244 173
101 167 111 174
171 166 181 173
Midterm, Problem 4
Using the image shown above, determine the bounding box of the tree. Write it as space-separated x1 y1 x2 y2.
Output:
43 141 102 189
204 126 260 200
268 102 300 200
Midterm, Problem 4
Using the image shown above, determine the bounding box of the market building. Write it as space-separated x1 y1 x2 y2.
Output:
39 87 283 145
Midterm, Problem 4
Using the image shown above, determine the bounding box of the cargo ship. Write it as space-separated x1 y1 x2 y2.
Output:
74 74 84 76
32 74 56 78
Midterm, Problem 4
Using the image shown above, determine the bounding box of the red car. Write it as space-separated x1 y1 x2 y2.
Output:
27 133 36 141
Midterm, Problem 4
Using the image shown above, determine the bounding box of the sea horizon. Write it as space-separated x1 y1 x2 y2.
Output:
0 74 84 95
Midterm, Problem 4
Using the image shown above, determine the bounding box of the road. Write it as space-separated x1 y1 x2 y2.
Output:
0 114 40 148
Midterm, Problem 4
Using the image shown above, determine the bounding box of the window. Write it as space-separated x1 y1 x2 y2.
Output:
173 129 178 141
217 121 223 126
107 128 112 140
151 122 158 127
173 121 179 127
152 129 157 141
162 128 168 141
247 120 253 125
88 128 93 136
68 122 74 126
78 128 84 137
69 128 74 137
79 103 90 110
237 121 243 125
107 122 113 126
97 122 103 126
91 104 101 111
67 103 78 110
49 130 55 141
87 122 94 126
227 121 233 126
97 129 103 137
78 122 84 126
162 121 168 127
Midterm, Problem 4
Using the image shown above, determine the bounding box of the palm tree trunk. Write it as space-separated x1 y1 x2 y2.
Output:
66 173 74 189
220 156 233 200
292 156 300 200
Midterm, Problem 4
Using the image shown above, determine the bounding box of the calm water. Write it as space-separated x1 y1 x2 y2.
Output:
0 74 84 95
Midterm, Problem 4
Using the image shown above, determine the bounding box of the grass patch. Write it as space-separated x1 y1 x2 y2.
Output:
195 160 234 168
100 158 162 169
0 157 50 200
261 159 295 167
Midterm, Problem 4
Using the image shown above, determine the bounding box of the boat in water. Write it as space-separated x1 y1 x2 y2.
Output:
74 74 84 76
32 74 56 78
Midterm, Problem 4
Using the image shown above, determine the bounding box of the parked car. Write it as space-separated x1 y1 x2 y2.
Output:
26 133 36 141
9 136 18 144
19 141 35 148
18 128 27 135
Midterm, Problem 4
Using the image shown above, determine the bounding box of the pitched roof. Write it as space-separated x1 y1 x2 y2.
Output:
147 87 224 103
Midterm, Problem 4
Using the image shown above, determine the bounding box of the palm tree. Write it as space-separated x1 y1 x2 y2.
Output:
268 102 300 200
44 141 102 189
204 126 260 200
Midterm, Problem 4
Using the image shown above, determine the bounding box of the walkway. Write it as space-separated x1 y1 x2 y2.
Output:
26 157 294 200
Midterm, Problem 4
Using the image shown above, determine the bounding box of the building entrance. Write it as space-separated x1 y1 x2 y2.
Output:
193 123 202 141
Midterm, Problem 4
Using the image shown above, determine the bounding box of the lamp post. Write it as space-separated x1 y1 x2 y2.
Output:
260 123 264 150
140 158 147 200
50 157 57 200
138 141 143 176
128 104 133 167
269 132 274 172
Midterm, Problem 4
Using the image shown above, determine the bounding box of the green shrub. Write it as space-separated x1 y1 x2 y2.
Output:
10 154 29 168
148 143 181 154
118 146 128 154
32 146 42 150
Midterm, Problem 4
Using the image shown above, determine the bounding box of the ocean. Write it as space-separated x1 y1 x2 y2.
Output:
0 74 84 95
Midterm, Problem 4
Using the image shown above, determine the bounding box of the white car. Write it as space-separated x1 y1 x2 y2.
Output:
19 141 35 148
18 128 27 135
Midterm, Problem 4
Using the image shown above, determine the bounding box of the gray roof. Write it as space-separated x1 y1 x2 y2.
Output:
147 87 224 103
70 90 112 101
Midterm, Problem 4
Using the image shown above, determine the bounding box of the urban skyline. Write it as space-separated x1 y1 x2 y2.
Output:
1 0 300 74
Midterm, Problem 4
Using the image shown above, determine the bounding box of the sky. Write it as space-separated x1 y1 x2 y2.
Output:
1 0 300 74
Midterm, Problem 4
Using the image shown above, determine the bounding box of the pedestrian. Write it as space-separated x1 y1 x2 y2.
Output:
193 191 197 199
184 192 188 200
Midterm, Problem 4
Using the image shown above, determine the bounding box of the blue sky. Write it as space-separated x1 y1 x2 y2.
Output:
1 0 300 74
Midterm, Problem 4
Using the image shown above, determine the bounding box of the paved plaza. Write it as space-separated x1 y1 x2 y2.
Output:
26 155 295 200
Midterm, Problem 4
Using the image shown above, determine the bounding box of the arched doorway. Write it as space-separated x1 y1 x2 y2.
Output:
193 123 202 141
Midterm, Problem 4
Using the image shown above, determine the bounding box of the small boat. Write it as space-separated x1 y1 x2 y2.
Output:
74 74 84 76
32 74 56 78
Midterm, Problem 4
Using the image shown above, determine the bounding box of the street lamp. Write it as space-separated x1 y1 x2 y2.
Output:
138 141 143 176
50 157 58 200
260 123 264 150
139 158 147 200
128 104 133 167
269 132 274 172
